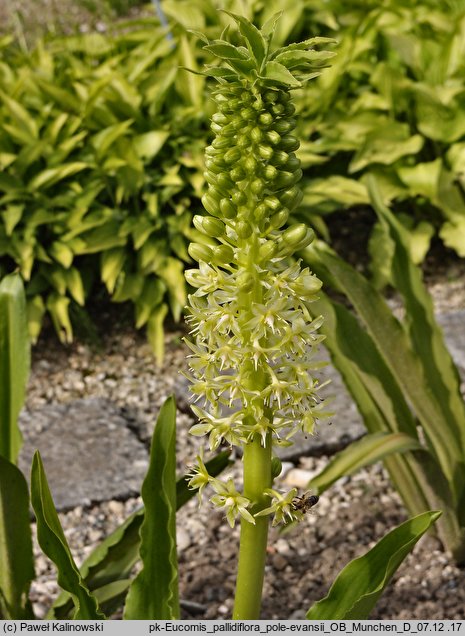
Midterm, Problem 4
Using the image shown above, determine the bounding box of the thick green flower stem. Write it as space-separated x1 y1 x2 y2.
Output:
233 432 272 619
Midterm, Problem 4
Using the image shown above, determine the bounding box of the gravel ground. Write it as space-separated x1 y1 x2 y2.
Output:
23 266 465 620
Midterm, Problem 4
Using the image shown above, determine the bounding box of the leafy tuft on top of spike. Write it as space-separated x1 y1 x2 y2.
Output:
189 12 337 89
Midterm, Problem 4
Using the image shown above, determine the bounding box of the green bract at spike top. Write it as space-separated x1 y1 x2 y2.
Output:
184 13 336 619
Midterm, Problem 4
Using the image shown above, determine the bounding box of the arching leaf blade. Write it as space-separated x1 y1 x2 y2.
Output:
30 451 105 619
123 396 179 619
306 511 441 620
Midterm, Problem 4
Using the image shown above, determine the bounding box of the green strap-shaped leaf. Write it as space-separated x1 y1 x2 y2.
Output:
313 295 417 438
304 241 465 503
0 273 30 464
30 451 105 619
306 511 442 620
49 450 231 619
310 432 422 494
310 288 465 560
123 396 179 619
0 456 35 619
367 175 465 456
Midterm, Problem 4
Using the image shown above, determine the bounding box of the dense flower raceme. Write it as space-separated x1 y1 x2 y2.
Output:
185 13 335 526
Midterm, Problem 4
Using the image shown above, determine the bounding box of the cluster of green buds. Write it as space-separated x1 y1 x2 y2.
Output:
185 13 335 528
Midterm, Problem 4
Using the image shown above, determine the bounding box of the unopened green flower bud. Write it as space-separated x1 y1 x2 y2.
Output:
264 195 281 211
251 127 263 143
264 165 278 180
259 112 273 126
213 244 234 264
232 190 247 206
282 223 308 247
251 179 265 195
212 136 231 149
279 186 303 211
258 240 278 260
289 271 322 297
201 193 220 216
212 112 228 125
279 228 315 257
254 203 268 220
274 169 302 189
284 103 296 116
270 208 289 229
241 107 255 120
271 103 285 116
266 130 281 145
224 147 242 164
220 198 237 219
236 220 253 239
284 154 301 172
258 144 273 160
271 150 289 166
244 156 257 173
188 242 214 262
265 90 278 103
279 135 299 152
217 173 235 190
236 270 255 291
231 166 246 182
205 158 225 173
274 119 295 134
193 215 226 238
204 169 219 186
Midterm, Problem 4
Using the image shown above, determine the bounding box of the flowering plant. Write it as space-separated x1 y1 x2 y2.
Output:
184 12 335 618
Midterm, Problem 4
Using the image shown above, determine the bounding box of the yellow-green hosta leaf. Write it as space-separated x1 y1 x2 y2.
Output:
157 257 186 322
112 271 145 303
101 248 126 295
0 152 16 169
49 241 74 269
397 158 442 201
2 204 23 236
439 218 465 257
0 91 38 138
135 277 166 329
91 120 134 157
303 176 369 208
27 295 46 344
133 130 169 160
306 511 441 619
350 129 424 173
46 293 73 343
65 268 85 306
28 163 89 191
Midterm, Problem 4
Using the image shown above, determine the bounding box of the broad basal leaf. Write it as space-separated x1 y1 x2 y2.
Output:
30 452 105 619
123 397 179 619
306 511 441 619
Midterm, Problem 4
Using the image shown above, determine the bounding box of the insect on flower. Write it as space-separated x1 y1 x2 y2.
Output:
291 492 320 514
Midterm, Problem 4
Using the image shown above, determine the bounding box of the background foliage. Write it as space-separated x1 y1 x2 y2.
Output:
1 0 465 350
